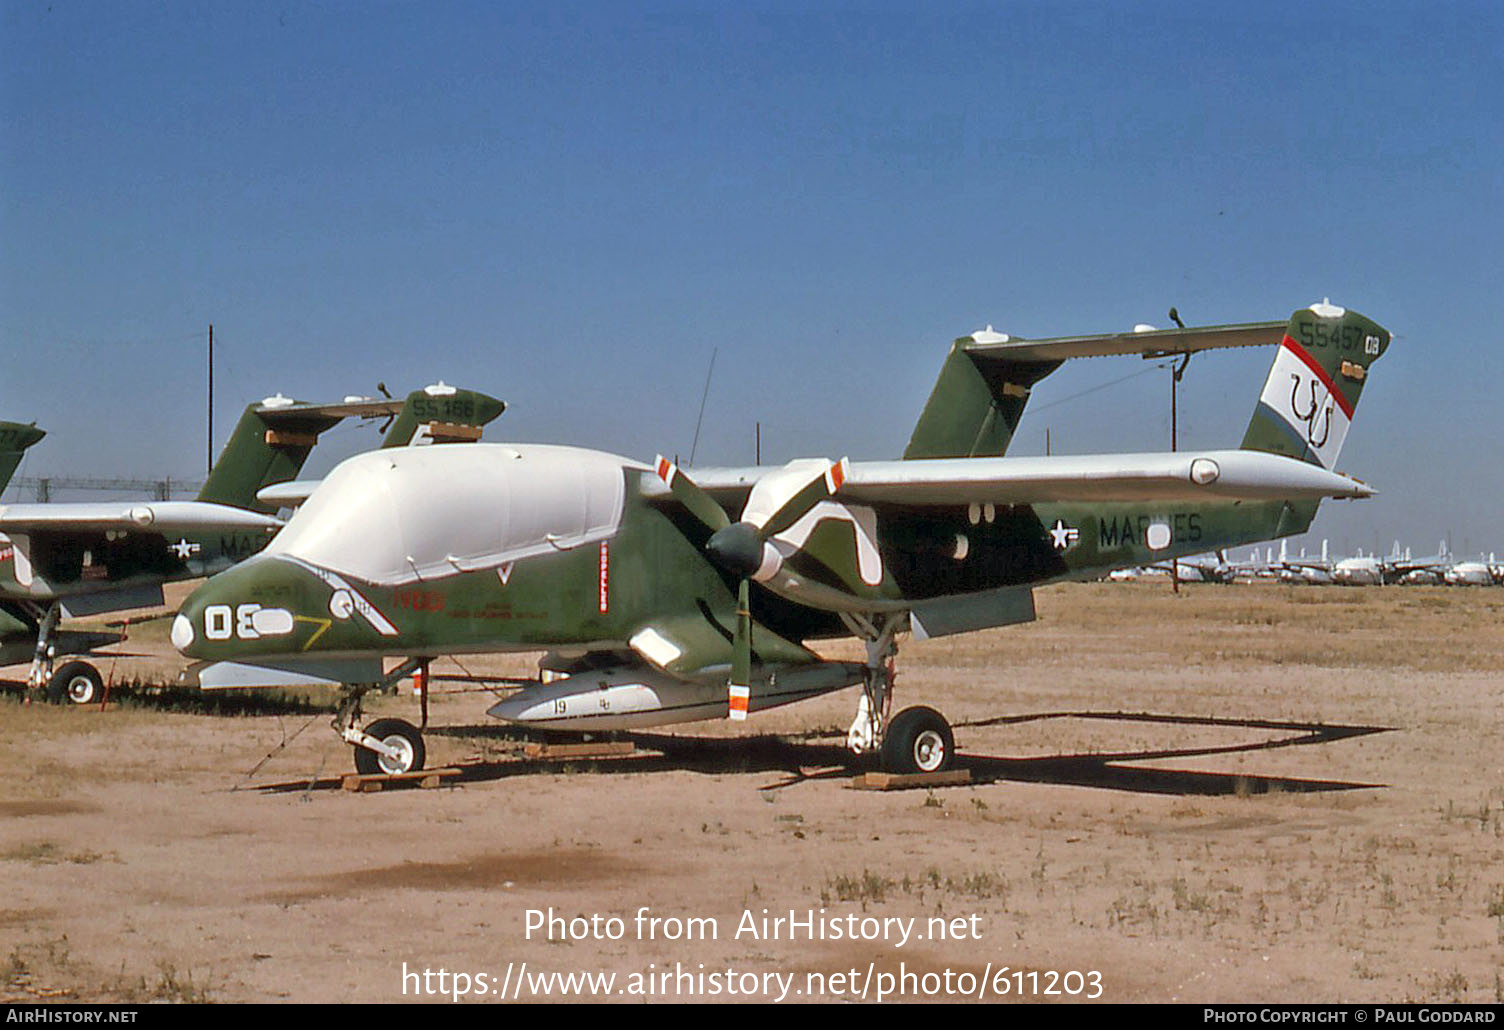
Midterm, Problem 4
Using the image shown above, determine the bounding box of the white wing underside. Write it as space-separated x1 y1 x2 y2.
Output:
0 501 283 534
649 449 1372 508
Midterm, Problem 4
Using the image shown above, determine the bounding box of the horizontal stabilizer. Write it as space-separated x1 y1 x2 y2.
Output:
254 397 406 421
904 317 1288 460
255 386 509 508
959 320 1286 363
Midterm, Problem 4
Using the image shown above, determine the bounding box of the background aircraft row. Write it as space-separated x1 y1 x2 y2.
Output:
1108 540 1504 586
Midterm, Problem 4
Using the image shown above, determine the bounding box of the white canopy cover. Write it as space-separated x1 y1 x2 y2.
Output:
265 443 628 585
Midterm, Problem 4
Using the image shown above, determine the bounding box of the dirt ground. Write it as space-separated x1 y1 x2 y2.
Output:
3 581 1503 1005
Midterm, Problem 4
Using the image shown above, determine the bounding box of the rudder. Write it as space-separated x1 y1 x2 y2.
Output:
1241 301 1390 469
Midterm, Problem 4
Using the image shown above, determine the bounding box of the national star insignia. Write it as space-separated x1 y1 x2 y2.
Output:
1048 519 1079 551
169 538 201 560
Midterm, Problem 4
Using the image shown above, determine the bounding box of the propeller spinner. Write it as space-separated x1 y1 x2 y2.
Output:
654 456 849 719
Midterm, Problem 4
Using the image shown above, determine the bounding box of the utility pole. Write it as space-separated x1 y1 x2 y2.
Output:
1167 306 1190 596
207 324 214 474
1170 360 1180 594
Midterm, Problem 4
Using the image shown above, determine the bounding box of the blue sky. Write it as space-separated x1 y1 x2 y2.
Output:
2 1 1500 557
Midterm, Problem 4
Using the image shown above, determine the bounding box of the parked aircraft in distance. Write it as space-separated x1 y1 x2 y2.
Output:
1332 550 1386 586
172 301 1391 776
1444 555 1499 586
0 385 503 703
1274 538 1335 585
1387 540 1453 585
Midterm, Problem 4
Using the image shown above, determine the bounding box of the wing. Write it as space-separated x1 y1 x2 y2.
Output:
0 501 282 535
653 448 1373 510
255 480 319 508
0 501 283 606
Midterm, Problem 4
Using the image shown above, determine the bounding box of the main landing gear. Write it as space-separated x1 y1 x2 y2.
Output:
327 637 957 778
334 657 429 776
23 602 106 706
45 661 105 706
841 612 956 775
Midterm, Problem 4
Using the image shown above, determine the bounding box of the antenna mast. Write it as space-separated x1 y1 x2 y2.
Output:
688 347 718 466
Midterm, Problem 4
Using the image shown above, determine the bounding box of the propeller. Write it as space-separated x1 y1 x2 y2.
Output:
654 455 849 719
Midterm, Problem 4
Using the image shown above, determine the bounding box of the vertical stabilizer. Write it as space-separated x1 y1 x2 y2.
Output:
197 401 342 512
383 384 506 447
1241 302 1390 469
904 331 1060 459
0 422 45 492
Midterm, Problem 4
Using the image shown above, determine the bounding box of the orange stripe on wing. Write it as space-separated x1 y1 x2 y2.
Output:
826 457 848 494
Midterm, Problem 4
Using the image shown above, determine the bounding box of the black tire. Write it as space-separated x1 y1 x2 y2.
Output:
353 718 426 776
881 706 954 774
46 661 104 706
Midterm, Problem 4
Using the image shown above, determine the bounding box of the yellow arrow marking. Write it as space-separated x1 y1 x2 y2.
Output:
295 615 333 651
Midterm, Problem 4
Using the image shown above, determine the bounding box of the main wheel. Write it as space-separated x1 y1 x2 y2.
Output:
46 661 104 706
353 718 426 776
881 706 954 774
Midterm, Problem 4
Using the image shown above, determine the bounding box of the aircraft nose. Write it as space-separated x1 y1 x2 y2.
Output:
174 557 309 660
170 612 196 652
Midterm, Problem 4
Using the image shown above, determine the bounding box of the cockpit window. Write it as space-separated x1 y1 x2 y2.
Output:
266 444 627 585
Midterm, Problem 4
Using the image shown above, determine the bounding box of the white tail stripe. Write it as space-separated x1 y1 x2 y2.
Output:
1257 343 1353 469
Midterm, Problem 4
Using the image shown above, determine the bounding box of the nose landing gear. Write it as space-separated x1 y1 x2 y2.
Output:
333 657 430 775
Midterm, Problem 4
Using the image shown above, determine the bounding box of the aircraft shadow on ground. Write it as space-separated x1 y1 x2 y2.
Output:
385 711 1391 798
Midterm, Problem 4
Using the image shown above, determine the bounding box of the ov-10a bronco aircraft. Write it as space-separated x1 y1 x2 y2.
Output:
1 384 504 703
173 301 1389 776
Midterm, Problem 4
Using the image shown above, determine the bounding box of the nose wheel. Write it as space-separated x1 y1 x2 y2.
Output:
333 657 430 775
352 718 426 776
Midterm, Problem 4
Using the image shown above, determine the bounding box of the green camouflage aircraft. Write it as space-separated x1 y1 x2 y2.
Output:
172 301 1389 776
0 422 46 495
1 385 504 703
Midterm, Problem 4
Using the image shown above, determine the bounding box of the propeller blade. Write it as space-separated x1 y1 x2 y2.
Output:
654 456 731 532
728 578 751 721
742 458 848 538
658 455 852 723
752 457 848 538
